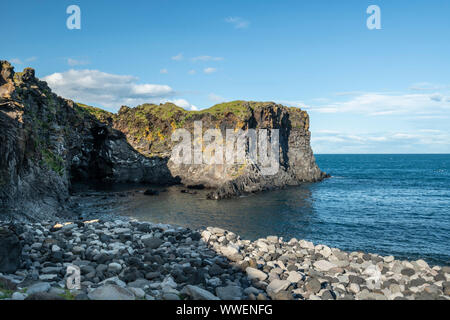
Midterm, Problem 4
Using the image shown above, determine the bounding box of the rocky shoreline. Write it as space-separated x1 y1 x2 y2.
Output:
1 218 449 300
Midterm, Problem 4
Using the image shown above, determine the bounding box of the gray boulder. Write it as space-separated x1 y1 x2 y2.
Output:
88 284 135 300
216 285 243 300
184 285 220 300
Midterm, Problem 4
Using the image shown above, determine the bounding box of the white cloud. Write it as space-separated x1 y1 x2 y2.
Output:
163 98 197 111
25 56 37 62
67 58 89 66
171 53 184 61
160 68 168 74
203 67 217 74
305 92 450 117
188 69 196 75
311 130 450 153
277 100 309 109
225 17 250 29
430 93 443 102
42 69 175 110
191 55 224 62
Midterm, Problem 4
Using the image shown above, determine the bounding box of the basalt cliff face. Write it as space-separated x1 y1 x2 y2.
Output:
106 102 326 199
0 61 326 220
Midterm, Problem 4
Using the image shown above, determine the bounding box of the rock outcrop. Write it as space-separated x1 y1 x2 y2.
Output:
0 61 174 220
107 101 327 199
0 60 325 220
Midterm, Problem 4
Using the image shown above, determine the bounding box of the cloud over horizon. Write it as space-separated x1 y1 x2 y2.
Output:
42 69 198 111
311 129 450 154
285 92 450 118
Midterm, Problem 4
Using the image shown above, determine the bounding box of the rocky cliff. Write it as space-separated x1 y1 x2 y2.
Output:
0 60 326 220
105 101 326 199
0 61 174 220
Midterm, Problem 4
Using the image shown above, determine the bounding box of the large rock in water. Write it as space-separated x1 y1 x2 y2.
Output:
112 101 327 199
0 226 21 273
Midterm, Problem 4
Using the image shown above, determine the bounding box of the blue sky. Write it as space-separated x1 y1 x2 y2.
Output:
2 0 450 153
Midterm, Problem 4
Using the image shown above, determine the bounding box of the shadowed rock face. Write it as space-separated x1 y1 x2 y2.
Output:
0 60 325 220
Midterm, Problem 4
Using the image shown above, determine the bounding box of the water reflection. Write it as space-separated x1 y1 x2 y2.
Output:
115 184 316 241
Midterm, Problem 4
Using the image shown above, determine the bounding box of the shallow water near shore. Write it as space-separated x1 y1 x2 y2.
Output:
74 154 450 266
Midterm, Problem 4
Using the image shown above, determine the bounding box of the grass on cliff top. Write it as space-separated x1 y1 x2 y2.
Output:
132 102 187 120
192 101 252 119
131 100 291 120
76 100 305 122
75 102 113 122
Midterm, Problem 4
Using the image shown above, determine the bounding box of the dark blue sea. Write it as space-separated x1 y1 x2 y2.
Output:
112 154 450 266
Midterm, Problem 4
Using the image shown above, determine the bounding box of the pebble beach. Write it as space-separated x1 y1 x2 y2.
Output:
1 218 449 300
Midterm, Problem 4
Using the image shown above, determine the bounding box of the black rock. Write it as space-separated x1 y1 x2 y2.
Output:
321 290 336 300
287 264 297 272
142 237 163 249
75 293 90 300
94 253 111 264
190 232 201 241
99 234 111 243
0 276 17 290
208 263 224 276
181 189 197 195
136 223 152 233
144 189 159 196
415 292 438 300
25 292 65 300
305 278 321 293
51 251 63 263
121 267 143 283
145 272 161 280
0 226 22 273
348 275 365 285
409 278 426 287
401 268 416 277
186 184 205 190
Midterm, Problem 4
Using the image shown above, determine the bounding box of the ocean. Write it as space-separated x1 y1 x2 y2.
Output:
109 154 450 266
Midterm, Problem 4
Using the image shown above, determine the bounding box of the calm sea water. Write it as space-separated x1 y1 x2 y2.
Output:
111 154 450 266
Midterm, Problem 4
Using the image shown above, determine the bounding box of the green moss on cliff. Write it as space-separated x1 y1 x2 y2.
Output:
41 149 64 176
126 101 259 122
76 102 113 123
134 103 188 120
192 101 249 119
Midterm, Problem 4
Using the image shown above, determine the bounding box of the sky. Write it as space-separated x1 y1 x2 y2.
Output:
2 0 450 153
